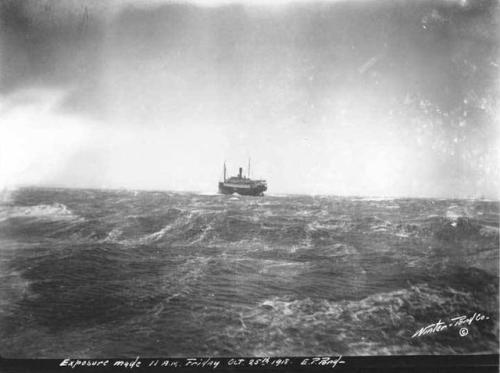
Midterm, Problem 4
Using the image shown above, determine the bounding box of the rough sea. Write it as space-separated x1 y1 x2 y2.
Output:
0 187 498 357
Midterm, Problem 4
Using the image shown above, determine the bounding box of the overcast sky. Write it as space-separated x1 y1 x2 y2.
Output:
0 0 498 198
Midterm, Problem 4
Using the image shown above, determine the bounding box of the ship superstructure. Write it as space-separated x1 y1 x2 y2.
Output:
218 161 267 196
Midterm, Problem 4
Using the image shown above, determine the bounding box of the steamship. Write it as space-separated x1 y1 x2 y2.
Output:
218 161 267 196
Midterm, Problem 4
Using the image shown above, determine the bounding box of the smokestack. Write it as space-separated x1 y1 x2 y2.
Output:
239 167 243 178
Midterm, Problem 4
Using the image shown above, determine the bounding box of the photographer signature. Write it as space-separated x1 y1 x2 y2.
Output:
411 312 490 338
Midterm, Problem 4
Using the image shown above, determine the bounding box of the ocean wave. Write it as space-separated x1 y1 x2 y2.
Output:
257 259 310 277
1 188 498 357
306 218 354 233
0 188 15 205
158 256 212 300
128 209 218 245
0 242 36 316
445 205 471 221
367 215 498 241
138 223 177 244
479 225 500 238
0 203 82 223
433 216 490 241
318 242 359 257
226 280 497 355
103 228 123 243
384 204 400 209
352 196 396 202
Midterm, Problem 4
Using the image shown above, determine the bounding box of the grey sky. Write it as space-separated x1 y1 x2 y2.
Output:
0 0 498 197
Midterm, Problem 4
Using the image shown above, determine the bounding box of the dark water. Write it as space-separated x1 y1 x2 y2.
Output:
0 187 498 357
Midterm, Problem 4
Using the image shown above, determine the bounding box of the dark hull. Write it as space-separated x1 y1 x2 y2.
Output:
218 182 266 196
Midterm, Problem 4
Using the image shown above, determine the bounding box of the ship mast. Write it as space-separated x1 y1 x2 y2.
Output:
248 158 251 179
223 162 226 182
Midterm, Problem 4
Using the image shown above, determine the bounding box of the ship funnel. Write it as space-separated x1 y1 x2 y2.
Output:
239 167 243 178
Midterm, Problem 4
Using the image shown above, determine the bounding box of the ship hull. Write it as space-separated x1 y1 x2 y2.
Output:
218 182 266 196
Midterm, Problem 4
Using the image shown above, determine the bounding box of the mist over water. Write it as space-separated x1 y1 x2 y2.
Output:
0 188 498 357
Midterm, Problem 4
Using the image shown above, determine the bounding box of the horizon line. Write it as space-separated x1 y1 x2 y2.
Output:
3 184 498 202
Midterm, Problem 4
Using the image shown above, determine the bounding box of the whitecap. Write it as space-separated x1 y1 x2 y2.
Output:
0 203 82 222
445 205 470 221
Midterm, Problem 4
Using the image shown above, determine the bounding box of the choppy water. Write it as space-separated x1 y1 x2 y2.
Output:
0 187 498 357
